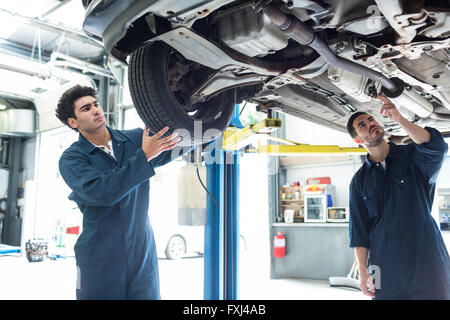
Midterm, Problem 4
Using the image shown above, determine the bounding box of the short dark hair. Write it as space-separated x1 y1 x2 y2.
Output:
55 85 98 131
346 111 368 138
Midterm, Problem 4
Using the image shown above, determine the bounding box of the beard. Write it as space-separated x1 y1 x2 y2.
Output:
363 127 385 147
365 135 385 147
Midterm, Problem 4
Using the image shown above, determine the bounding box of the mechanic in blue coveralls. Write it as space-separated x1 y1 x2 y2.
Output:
347 94 450 300
56 85 184 299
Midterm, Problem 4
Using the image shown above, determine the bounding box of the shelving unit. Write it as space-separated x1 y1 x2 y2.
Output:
280 185 304 223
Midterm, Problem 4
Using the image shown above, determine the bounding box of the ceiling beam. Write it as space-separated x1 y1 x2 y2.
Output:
40 0 73 18
0 7 104 49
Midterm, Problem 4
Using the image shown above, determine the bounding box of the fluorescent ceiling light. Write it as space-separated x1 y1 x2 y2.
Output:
0 104 7 110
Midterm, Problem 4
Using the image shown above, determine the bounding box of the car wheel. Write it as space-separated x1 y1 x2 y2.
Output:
128 40 237 146
165 235 186 260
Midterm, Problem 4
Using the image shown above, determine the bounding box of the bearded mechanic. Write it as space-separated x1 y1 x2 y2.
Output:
56 85 186 299
347 94 450 300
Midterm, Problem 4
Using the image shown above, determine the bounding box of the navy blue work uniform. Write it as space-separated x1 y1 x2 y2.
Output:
59 127 183 300
349 127 450 300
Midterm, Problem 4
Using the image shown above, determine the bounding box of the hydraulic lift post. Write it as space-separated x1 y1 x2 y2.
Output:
204 105 366 300
204 105 242 300
204 144 225 300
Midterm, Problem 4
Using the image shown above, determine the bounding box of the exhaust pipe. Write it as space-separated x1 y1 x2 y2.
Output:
260 3 450 120
261 4 404 98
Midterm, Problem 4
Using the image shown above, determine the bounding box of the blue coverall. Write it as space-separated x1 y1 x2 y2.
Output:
349 126 450 299
59 127 184 299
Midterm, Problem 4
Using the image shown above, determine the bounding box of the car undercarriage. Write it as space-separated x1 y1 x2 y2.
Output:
83 0 450 145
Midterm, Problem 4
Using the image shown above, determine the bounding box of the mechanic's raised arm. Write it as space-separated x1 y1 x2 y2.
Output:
59 147 155 206
377 94 431 144
141 127 195 169
377 94 448 183
141 126 181 161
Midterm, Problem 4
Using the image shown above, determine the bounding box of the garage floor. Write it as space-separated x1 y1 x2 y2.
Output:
0 254 365 300
0 231 448 300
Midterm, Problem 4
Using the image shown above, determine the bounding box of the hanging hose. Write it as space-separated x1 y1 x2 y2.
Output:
196 166 219 209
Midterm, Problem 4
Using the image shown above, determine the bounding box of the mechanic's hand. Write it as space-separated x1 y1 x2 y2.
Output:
377 94 405 124
142 126 181 161
359 268 376 298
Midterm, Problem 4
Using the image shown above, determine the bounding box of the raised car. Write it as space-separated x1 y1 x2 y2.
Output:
82 0 450 145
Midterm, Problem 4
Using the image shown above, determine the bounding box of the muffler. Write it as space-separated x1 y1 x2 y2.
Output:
389 87 433 118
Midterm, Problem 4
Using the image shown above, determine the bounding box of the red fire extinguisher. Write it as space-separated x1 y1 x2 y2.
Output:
273 232 286 258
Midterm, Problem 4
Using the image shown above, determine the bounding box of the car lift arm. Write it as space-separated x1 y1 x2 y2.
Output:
222 118 367 155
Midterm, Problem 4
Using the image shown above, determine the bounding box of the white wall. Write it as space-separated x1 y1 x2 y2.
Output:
32 127 80 246
435 140 450 227
285 160 362 208
284 117 450 222
437 159 450 187
437 138 450 187
284 113 357 147
283 113 362 207
239 153 270 282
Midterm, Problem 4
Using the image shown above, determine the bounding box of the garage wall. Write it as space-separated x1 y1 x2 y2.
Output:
437 152 450 188
284 113 357 148
32 127 80 241
283 113 362 207
285 161 362 207
436 152 450 226
283 117 450 207
239 153 270 281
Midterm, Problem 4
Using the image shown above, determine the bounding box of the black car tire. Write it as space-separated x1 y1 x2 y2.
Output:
128 40 237 147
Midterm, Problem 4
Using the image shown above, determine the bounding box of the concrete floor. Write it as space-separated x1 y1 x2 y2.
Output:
0 231 448 300
0 254 366 300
